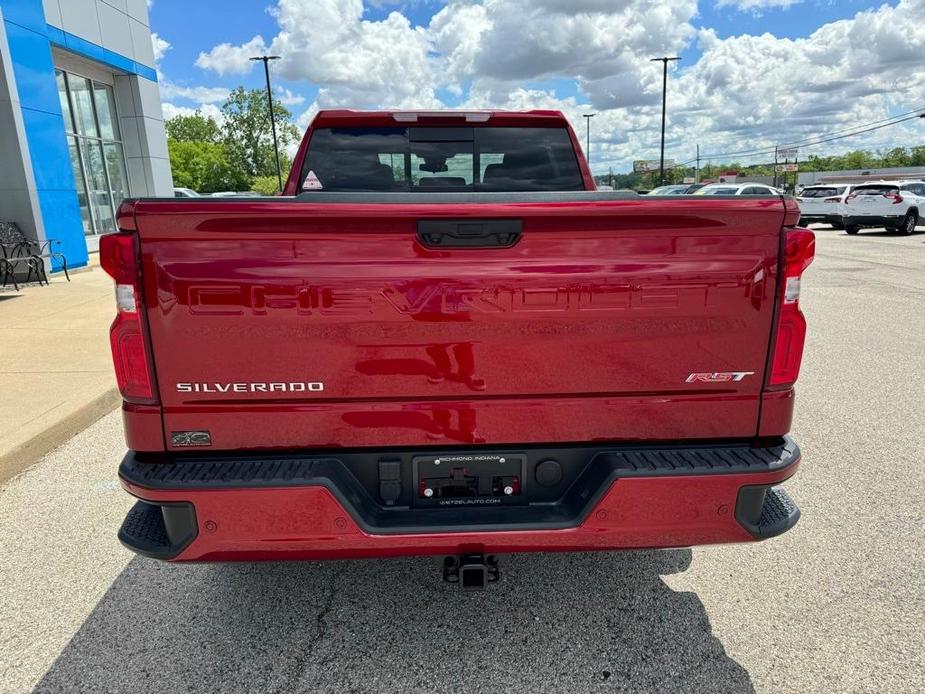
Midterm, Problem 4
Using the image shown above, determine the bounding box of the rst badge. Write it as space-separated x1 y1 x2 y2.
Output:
686 372 754 383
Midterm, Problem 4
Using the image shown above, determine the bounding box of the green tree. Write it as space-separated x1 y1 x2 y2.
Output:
250 175 281 196
168 140 250 194
879 147 910 168
220 87 301 182
841 150 875 170
165 111 221 143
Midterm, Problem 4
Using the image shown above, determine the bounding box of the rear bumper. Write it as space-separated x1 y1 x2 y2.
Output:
799 214 842 225
845 215 903 227
118 438 801 561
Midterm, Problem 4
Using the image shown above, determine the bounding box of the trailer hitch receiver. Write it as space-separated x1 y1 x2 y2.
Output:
443 554 500 590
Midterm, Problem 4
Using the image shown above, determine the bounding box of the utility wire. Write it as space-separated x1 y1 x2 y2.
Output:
693 110 925 163
776 104 925 148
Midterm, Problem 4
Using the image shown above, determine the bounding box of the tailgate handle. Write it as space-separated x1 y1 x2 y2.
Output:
417 219 522 249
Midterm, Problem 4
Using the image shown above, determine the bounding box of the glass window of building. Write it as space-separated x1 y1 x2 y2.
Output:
55 69 128 237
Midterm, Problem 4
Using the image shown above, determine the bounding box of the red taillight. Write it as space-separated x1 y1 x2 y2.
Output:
768 228 815 388
100 226 158 404
884 191 903 204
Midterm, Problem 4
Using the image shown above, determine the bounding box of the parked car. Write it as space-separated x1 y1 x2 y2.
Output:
173 187 200 198
648 184 691 195
795 184 852 228
210 191 261 197
694 182 783 196
102 109 812 588
842 181 924 235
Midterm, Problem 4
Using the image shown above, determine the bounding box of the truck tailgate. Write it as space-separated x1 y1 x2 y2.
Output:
134 195 787 450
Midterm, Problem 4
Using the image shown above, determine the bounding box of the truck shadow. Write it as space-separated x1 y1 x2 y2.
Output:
34 550 754 693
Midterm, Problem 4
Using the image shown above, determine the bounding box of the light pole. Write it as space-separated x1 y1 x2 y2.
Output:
650 56 680 185
582 113 596 169
250 55 282 192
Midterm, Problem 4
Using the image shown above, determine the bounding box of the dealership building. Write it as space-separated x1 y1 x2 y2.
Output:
0 0 171 273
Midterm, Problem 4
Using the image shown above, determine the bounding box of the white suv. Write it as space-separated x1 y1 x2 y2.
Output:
693 183 783 196
796 184 853 229
843 181 924 235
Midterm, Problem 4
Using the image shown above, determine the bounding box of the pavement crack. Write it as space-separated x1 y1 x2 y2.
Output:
314 564 345 657
287 562 348 691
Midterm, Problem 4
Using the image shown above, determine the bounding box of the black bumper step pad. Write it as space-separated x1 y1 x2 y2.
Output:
121 438 800 490
758 487 800 537
599 441 796 475
736 485 800 539
118 500 198 560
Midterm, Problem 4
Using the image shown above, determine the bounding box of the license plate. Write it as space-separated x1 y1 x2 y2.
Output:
412 453 526 507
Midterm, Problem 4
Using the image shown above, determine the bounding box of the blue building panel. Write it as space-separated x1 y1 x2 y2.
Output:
60 29 107 64
134 62 157 82
1 0 86 271
47 27 159 83
1 0 162 273
102 47 136 74
34 190 88 270
4 17 61 115
43 22 64 45
0 0 46 34
20 107 78 192
0 0 157 270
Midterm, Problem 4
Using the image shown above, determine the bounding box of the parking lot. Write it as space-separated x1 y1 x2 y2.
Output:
1 225 923 694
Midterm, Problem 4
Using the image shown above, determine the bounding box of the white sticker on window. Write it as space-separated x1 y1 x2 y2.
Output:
302 170 323 190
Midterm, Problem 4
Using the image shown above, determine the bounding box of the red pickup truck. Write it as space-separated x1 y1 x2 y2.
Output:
105 109 813 589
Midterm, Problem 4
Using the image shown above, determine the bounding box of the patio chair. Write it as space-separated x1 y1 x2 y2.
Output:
0 221 69 283
0 252 43 290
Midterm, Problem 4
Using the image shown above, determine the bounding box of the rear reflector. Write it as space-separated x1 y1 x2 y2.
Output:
100 226 158 405
768 229 815 388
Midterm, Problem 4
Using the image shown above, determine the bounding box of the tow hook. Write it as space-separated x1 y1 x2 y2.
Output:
442 554 500 590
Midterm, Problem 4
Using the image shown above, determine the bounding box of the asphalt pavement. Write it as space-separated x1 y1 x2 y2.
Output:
1 225 923 693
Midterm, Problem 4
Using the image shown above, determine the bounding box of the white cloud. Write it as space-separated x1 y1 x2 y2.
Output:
188 0 925 173
195 0 440 108
151 33 170 63
295 101 320 131
161 102 224 123
155 36 229 122
159 83 230 104
276 87 305 107
435 0 698 109
195 35 269 76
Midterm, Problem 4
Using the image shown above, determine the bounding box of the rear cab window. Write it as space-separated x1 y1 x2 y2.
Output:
801 187 845 198
300 126 584 192
853 185 898 196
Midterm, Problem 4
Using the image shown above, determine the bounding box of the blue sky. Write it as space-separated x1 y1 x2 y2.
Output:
149 0 922 173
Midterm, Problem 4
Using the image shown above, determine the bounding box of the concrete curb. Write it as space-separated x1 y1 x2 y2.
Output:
0 388 121 485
